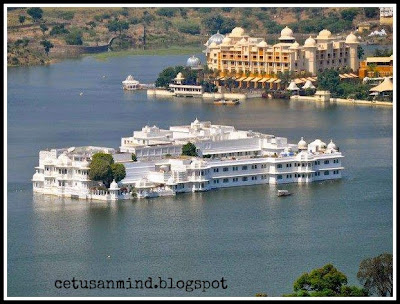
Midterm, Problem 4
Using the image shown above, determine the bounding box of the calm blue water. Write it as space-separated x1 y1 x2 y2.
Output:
7 53 393 297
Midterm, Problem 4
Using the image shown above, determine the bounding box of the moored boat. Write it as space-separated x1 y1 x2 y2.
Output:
277 190 291 197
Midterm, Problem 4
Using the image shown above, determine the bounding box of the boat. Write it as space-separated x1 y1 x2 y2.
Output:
277 190 291 197
214 99 240 105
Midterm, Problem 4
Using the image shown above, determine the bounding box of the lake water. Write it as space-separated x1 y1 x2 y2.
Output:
7 53 393 297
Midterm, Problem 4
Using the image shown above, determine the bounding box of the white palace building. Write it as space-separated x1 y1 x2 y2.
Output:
33 119 344 200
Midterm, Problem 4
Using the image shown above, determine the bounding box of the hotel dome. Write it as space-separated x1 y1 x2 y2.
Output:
186 55 201 68
109 179 119 190
327 139 337 150
230 27 245 37
279 26 295 42
298 137 307 150
221 37 232 45
317 29 332 39
345 32 359 44
257 40 268 47
205 30 225 46
304 36 317 47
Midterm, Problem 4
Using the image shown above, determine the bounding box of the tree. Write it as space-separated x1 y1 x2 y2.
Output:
364 7 379 19
111 163 126 182
203 14 236 34
357 253 393 297
156 7 176 17
18 15 26 25
50 24 69 36
27 7 43 22
131 153 137 162
357 45 365 60
284 264 368 297
182 142 198 157
107 19 129 37
40 39 53 56
340 8 359 22
39 23 48 36
155 66 185 88
89 153 114 188
317 68 341 97
65 29 83 45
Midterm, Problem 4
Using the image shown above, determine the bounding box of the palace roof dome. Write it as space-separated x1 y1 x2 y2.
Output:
317 29 332 39
109 179 119 190
205 30 225 46
186 55 201 67
257 40 268 47
230 27 245 37
345 32 359 44
279 26 294 40
304 36 317 47
221 37 232 44
298 137 307 149
327 139 337 150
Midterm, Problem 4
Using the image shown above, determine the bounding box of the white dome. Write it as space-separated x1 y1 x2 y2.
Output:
289 41 300 49
345 32 359 44
109 179 119 190
222 37 232 44
327 139 337 150
317 29 332 39
175 72 184 80
193 117 200 124
186 55 201 67
230 27 245 37
304 36 317 47
298 137 307 149
206 30 225 46
257 40 268 47
279 26 294 40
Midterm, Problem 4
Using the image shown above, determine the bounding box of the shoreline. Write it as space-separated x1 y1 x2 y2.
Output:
290 95 393 107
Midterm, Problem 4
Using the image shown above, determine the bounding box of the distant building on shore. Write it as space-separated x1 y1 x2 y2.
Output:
204 26 359 77
358 55 393 78
380 7 393 25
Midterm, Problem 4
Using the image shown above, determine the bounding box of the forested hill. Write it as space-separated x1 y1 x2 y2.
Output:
7 7 392 66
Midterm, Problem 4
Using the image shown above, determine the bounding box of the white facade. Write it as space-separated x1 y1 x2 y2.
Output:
32 146 132 201
33 120 344 200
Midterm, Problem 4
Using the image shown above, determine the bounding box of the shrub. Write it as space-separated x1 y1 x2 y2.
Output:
58 11 75 20
177 21 201 35
156 7 176 17
65 30 83 45
50 24 69 36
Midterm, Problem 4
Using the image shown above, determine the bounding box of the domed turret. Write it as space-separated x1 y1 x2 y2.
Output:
109 179 119 190
279 26 295 42
81 158 90 168
345 32 359 44
257 40 268 47
230 27 245 37
304 36 317 47
57 153 71 166
327 139 337 150
205 30 225 46
186 55 201 68
221 37 232 45
208 42 217 48
298 137 307 150
317 29 332 39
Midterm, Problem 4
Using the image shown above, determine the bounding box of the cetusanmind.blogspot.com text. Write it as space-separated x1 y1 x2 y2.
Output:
55 277 228 293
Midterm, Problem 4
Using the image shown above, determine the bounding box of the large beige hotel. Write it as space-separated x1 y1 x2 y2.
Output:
204 26 360 77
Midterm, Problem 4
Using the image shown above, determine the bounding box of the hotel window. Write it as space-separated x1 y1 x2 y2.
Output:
324 160 330 164
302 174 305 178
302 163 305 167
223 178 229 183
251 164 258 169
251 176 257 180
242 177 248 181
242 165 248 170
324 171 330 175
214 168 219 172
223 167 229 172
233 178 238 182
233 166 238 171
277 175 282 180
277 164 282 168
